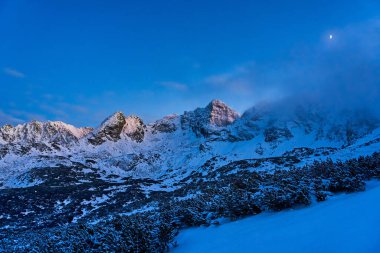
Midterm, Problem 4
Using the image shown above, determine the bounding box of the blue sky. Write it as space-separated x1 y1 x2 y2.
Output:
1 0 380 126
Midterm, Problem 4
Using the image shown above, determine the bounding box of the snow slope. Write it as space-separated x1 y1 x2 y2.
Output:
173 181 380 253
0 99 379 192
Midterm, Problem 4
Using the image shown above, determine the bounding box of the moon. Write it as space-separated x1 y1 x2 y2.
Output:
329 34 333 40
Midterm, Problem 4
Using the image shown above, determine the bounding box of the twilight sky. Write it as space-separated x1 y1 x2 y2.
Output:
1 0 380 126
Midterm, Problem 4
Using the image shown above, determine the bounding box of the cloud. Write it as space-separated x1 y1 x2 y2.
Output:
0 110 24 126
58 103 88 114
204 64 259 96
158 81 188 91
274 19 380 113
3 67 25 78
201 19 380 116
192 63 201 69
39 102 88 119
9 110 47 123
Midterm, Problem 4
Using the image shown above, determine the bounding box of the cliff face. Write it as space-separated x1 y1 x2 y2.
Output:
0 99 379 245
88 112 126 145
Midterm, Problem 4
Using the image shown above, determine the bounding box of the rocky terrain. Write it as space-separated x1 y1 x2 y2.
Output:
0 99 380 252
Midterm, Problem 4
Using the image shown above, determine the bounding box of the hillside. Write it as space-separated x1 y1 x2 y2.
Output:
173 181 380 253
0 99 379 252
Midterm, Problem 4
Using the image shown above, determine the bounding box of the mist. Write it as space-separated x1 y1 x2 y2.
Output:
280 20 380 113
205 19 380 118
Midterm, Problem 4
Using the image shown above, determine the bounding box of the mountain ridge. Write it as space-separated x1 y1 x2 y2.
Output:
0 99 378 188
1 99 380 252
1 99 377 148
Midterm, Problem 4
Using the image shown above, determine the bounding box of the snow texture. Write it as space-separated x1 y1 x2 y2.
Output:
173 181 380 253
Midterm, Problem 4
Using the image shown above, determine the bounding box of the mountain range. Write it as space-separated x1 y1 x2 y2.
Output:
1 99 380 252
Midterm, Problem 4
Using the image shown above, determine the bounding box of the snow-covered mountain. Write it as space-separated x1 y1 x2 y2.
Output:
1 99 380 251
0 99 379 187
0 120 91 146
0 121 92 158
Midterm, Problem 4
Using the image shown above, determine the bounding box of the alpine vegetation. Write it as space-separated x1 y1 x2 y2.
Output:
0 99 380 252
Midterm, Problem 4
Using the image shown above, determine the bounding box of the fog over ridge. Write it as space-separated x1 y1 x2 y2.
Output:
234 19 380 118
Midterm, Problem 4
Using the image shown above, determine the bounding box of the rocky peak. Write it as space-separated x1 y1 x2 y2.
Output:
0 121 89 149
205 99 240 127
151 114 178 134
45 121 93 139
1 124 13 130
123 115 145 143
101 112 126 128
0 125 14 143
88 112 126 145
0 124 13 134
181 99 240 137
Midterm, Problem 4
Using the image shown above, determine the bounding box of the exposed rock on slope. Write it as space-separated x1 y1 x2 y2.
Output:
123 115 145 143
0 99 380 252
151 115 178 134
206 99 240 126
0 99 378 161
88 112 126 145
181 99 240 137
0 121 91 147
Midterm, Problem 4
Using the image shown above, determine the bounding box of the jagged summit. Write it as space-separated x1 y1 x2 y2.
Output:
122 115 145 143
88 112 127 145
87 112 146 145
99 112 126 128
207 99 228 107
1 98 380 250
151 114 178 134
0 99 378 156
0 120 91 146
205 99 240 126
180 99 239 137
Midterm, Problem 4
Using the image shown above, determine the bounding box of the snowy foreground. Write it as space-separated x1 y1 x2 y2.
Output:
173 181 380 253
